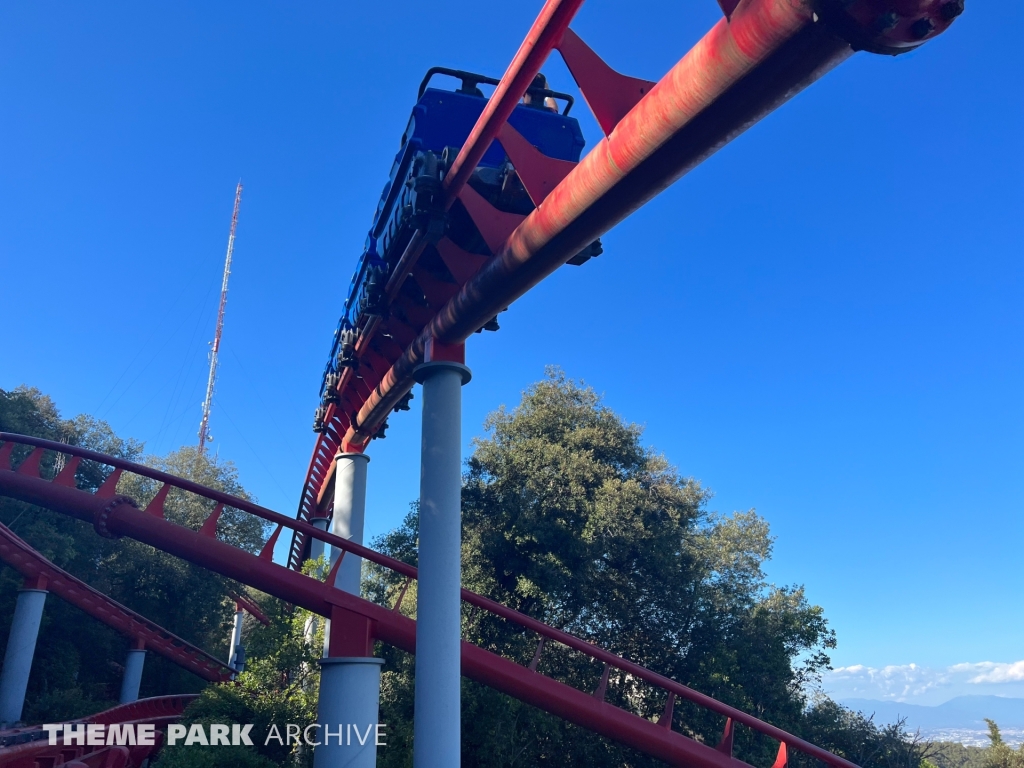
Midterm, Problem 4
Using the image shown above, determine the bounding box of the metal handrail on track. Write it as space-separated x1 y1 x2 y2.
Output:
0 523 233 683
0 433 858 768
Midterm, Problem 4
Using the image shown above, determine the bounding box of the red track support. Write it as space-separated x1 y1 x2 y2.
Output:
555 28 657 136
442 0 586 209
229 591 270 626
0 522 233 682
497 123 577 206
717 0 741 19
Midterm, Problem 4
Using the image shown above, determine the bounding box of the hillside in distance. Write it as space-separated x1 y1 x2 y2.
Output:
843 696 1024 746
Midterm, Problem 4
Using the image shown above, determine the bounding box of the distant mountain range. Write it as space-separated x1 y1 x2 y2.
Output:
842 696 1024 731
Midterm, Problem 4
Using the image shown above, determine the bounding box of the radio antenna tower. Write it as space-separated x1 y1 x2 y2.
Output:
198 181 243 455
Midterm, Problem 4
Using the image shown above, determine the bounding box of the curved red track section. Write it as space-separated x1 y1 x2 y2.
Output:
0 695 194 767
0 522 233 683
0 433 858 768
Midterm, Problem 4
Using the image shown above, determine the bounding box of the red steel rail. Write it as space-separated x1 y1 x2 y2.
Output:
286 0 587 568
0 522 233 683
1 433 860 768
86 694 198 726
289 0 963 565
441 0 584 208
341 0 962 449
0 695 194 767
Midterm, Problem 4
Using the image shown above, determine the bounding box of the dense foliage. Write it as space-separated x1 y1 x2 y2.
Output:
155 570 325 768
1 377 951 768
0 386 267 721
366 369 855 767
929 742 991 768
981 721 1024 768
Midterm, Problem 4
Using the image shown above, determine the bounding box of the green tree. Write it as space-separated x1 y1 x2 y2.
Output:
928 741 990 768
155 559 327 768
984 720 1024 768
0 386 266 720
367 369 838 767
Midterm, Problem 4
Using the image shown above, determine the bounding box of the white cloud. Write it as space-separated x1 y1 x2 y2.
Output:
822 660 1024 705
951 661 1024 684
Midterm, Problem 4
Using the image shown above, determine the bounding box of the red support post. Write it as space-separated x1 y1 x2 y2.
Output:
423 338 465 365
326 606 375 658
23 573 47 591
497 123 577 206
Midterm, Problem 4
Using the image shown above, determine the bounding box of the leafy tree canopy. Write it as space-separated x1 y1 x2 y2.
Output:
0 386 266 721
155 567 325 768
368 369 839 767
2 377 941 768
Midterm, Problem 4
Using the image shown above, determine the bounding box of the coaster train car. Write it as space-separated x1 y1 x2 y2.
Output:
313 68 599 435
291 0 967 572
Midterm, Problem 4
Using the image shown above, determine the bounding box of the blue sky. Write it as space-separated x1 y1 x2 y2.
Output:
1 2 1020 705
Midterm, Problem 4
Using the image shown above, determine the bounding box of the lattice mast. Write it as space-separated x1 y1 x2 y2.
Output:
198 182 243 455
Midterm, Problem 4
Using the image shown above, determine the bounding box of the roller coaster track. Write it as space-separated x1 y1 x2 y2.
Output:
0 695 194 767
0 432 858 768
287 0 963 569
0 522 234 684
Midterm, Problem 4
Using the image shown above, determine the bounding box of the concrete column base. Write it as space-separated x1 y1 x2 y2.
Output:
313 657 385 768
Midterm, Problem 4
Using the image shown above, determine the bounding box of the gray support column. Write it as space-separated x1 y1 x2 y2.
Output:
312 657 385 768
119 642 146 704
412 360 471 768
322 452 369 657
329 453 370 596
308 516 330 563
228 604 244 671
304 517 331 648
315 452 383 768
0 580 48 725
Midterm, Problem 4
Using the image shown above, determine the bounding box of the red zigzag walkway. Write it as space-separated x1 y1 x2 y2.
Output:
0 433 856 768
